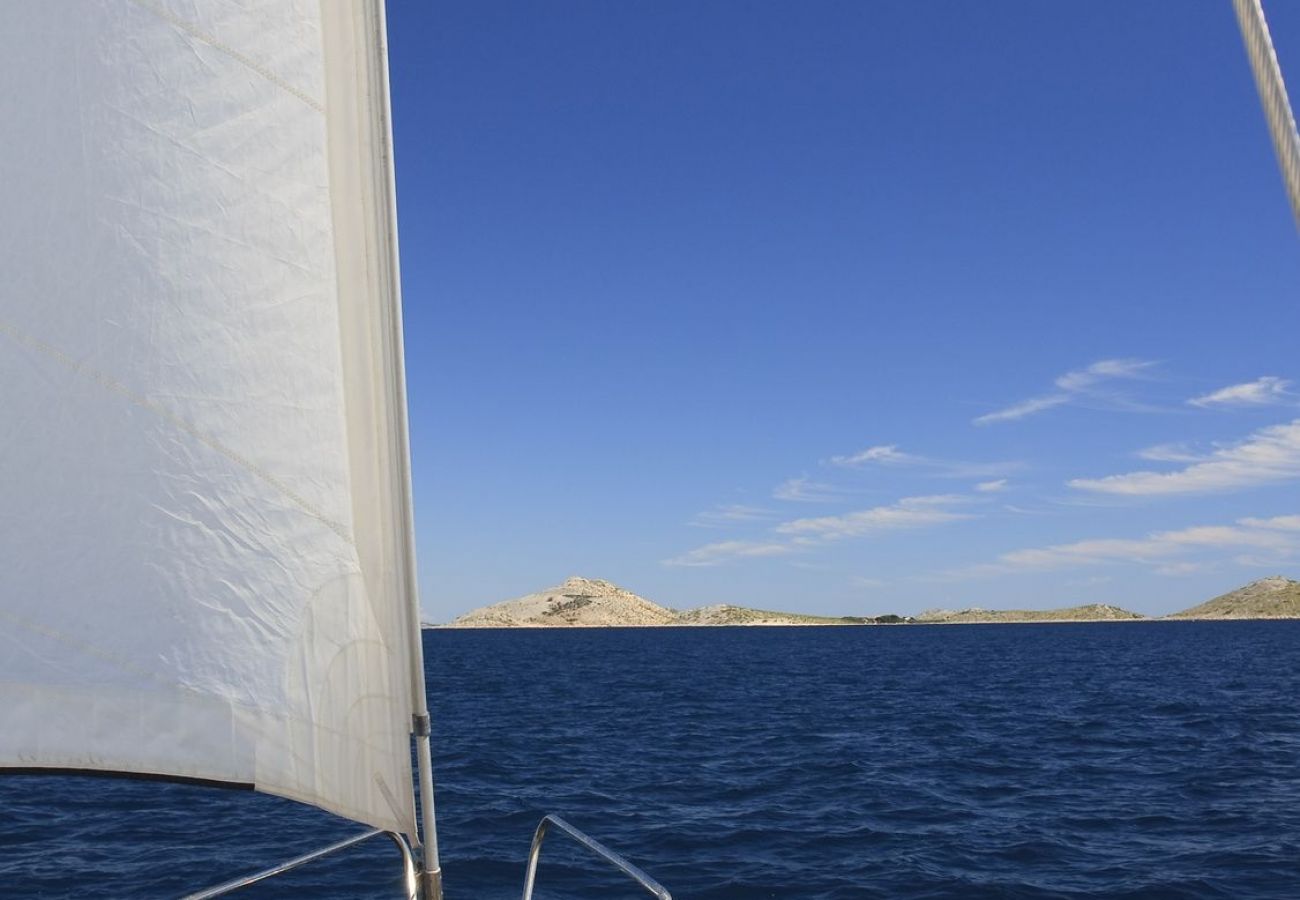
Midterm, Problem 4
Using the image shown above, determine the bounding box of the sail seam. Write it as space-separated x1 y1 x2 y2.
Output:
130 0 325 113
0 607 182 690
0 669 400 758
0 318 353 545
0 566 361 701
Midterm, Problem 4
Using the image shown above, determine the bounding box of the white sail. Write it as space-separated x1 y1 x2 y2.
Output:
0 1 421 836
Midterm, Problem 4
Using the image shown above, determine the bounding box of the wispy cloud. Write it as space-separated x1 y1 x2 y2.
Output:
1189 376 1292 408
662 541 793 568
773 476 842 503
998 526 1284 570
1054 358 1155 391
1239 514 1300 531
829 445 918 467
939 514 1300 580
1154 561 1213 576
973 395 1069 426
827 444 1017 478
690 504 773 528
675 493 978 567
1069 420 1300 495
975 479 1008 493
974 358 1156 426
1003 504 1051 515
1137 442 1203 463
775 494 973 543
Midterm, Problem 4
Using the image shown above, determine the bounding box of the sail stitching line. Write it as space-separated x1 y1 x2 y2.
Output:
0 612 400 751
129 0 325 113
0 319 354 545
0 607 182 691
0 567 361 698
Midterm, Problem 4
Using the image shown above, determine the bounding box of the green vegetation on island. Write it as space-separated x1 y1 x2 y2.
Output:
917 604 1144 625
671 605 908 626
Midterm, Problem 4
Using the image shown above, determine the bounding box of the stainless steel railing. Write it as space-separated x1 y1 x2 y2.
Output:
521 814 672 900
182 828 417 900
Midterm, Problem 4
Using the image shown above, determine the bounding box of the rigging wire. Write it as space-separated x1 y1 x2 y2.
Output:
1233 0 1300 231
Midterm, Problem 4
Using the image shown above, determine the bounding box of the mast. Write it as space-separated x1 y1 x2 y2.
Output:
368 1 444 897
1232 0 1300 230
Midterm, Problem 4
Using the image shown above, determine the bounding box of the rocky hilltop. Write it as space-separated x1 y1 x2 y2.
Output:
918 603 1144 625
450 576 676 627
1170 576 1300 619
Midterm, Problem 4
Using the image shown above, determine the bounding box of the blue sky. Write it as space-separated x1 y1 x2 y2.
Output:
387 1 1300 621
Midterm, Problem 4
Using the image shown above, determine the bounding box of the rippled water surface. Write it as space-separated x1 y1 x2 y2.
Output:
5 622 1300 898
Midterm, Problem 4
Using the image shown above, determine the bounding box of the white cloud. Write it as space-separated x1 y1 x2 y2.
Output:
1054 358 1155 391
975 479 1008 493
1189 376 1292 408
690 504 773 528
828 445 918 467
944 516 1300 580
1232 554 1298 568
973 394 1069 426
1069 420 1300 495
1154 561 1213 576
1003 503 1050 515
827 445 1017 478
974 357 1155 426
775 494 972 543
662 541 793 568
1137 442 1203 463
1239 515 1300 531
773 476 842 503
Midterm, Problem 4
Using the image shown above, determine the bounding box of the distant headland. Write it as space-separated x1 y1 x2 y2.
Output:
426 575 1300 628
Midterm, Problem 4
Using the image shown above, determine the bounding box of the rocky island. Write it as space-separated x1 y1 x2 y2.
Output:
432 575 1300 628
448 577 676 628
1167 575 1300 619
671 604 874 626
916 604 1144 625
443 576 898 628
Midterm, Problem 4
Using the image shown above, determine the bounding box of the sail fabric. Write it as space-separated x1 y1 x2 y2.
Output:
0 1 418 836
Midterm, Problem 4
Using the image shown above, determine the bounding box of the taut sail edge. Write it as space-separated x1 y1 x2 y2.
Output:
319 0 445 893
365 0 447 894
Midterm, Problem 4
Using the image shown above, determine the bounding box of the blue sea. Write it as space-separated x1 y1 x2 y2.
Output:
4 622 1300 898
